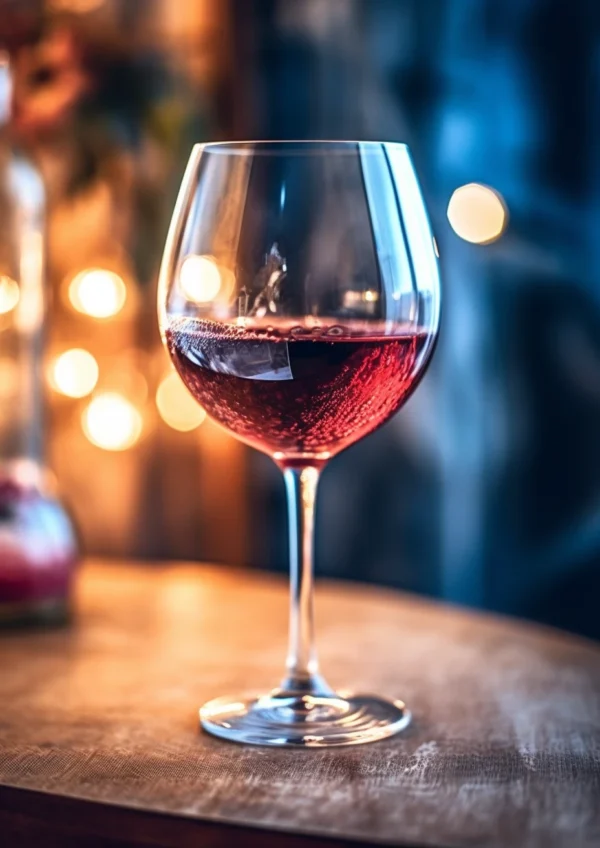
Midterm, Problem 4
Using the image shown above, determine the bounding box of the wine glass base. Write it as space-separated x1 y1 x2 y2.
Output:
200 692 411 747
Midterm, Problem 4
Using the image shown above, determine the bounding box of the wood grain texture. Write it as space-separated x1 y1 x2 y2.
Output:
0 560 599 848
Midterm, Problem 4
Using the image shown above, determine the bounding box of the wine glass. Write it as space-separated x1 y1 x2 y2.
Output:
158 141 441 747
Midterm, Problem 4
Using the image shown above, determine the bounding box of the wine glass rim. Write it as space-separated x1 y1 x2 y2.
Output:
192 140 410 155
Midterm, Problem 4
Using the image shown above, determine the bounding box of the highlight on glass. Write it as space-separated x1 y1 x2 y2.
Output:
158 141 441 747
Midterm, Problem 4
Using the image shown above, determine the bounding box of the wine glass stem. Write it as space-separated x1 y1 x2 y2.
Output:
280 465 332 696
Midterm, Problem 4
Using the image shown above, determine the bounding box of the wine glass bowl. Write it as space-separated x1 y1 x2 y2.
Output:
159 141 441 746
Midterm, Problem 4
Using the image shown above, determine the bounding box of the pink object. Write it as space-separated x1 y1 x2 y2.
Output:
0 463 78 624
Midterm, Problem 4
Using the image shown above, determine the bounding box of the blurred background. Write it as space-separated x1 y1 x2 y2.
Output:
1 0 599 639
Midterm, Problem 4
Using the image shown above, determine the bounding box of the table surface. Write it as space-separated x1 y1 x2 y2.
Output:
0 561 599 848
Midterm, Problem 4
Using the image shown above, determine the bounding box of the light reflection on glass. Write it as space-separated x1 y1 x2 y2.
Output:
179 254 222 303
16 231 44 333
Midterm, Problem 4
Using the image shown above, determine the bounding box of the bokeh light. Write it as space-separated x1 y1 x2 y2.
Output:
0 276 20 314
447 183 507 244
49 349 99 398
69 268 127 318
179 255 222 303
49 0 106 12
0 358 18 403
156 372 206 432
82 393 142 451
101 351 149 405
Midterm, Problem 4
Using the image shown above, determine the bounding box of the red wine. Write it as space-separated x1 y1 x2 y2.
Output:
166 318 434 465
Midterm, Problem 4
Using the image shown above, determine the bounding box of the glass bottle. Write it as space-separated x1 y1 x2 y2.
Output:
0 52 78 626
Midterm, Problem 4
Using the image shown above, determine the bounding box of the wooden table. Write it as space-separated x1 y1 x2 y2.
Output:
0 561 599 848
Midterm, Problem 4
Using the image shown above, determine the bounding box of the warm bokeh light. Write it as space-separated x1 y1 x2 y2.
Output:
82 393 142 451
156 372 206 432
179 255 222 303
49 0 106 12
0 358 18 403
49 349 99 398
69 268 127 318
0 276 20 314
101 351 148 405
447 183 507 244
